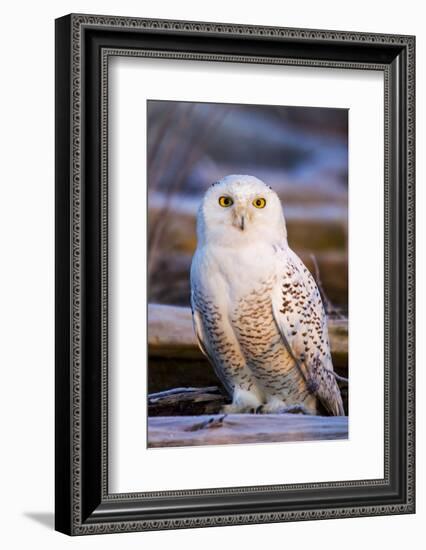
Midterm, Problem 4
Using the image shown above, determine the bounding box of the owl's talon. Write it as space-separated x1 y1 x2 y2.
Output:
256 401 312 415
221 404 261 414
279 404 310 415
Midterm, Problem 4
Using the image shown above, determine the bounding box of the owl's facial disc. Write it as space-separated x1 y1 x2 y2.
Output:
198 175 287 247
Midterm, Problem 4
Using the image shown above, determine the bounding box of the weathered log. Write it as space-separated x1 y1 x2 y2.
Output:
148 385 349 418
148 386 228 416
147 413 348 448
148 303 348 367
148 207 348 306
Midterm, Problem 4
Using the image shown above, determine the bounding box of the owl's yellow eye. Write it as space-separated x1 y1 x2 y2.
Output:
253 197 266 209
218 196 233 207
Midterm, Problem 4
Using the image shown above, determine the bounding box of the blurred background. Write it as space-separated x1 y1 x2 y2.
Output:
147 100 348 316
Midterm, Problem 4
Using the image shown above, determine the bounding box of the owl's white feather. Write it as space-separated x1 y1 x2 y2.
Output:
190 175 344 416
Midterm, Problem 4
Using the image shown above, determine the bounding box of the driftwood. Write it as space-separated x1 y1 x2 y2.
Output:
148 205 348 307
148 384 348 418
148 303 348 367
147 413 349 448
148 386 228 416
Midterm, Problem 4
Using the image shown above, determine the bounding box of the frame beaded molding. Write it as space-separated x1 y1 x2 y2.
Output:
68 14 415 534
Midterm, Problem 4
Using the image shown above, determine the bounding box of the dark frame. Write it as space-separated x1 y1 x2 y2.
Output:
55 13 415 535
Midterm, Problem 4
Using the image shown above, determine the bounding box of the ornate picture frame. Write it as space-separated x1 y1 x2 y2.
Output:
55 13 415 535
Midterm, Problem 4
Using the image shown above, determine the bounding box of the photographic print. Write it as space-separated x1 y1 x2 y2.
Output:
147 100 349 448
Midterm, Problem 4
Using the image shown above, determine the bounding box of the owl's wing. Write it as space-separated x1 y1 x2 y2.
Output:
190 291 233 395
271 250 344 416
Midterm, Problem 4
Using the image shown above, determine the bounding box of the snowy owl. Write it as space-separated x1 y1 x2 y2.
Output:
190 174 344 416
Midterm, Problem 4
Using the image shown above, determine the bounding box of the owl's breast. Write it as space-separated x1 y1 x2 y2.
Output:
229 277 303 396
230 275 281 358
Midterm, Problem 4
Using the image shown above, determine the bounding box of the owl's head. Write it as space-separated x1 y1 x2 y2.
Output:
196 175 287 247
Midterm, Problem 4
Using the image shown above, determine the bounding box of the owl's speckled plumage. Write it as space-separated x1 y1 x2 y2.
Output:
190 175 344 416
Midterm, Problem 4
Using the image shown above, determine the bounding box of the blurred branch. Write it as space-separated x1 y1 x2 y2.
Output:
148 103 196 195
147 105 229 285
310 253 345 320
147 104 176 170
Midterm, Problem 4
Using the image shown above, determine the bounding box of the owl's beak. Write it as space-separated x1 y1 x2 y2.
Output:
233 204 247 231
232 213 245 231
